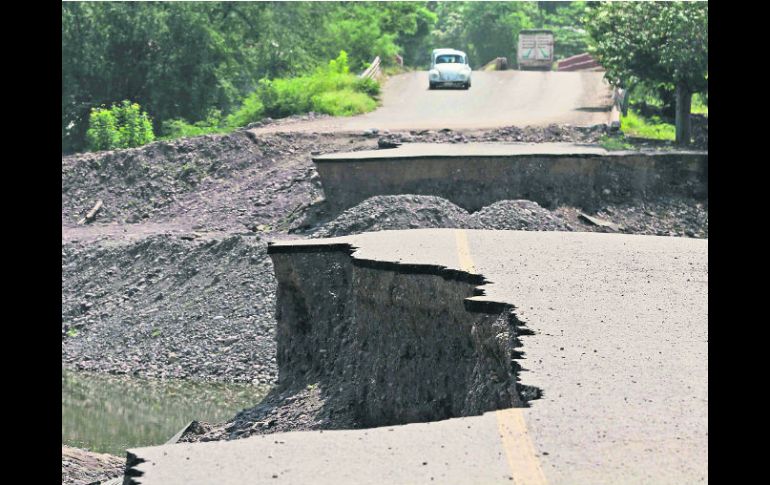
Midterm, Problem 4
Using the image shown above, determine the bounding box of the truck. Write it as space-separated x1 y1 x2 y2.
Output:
517 29 554 71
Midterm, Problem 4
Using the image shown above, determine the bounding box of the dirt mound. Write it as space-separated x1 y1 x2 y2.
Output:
556 199 708 238
61 130 352 231
308 194 708 240
311 195 478 238
472 200 573 231
62 131 261 225
375 124 608 146
62 234 278 384
62 446 124 485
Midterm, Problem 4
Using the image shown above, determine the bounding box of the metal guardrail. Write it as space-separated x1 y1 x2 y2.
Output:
557 53 602 71
480 57 509 71
360 56 382 80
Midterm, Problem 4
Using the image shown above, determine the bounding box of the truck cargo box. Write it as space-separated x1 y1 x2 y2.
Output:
517 29 554 70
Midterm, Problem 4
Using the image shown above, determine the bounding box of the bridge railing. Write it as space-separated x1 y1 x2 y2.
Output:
359 56 382 80
557 53 602 71
480 57 509 71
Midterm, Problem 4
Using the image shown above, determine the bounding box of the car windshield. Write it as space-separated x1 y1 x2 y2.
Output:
435 54 465 64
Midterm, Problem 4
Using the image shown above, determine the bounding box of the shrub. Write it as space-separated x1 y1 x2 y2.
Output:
224 92 265 127
254 51 379 119
257 77 313 118
328 50 350 74
86 109 120 151
311 89 377 116
353 77 380 96
164 51 381 136
162 110 230 139
86 101 155 151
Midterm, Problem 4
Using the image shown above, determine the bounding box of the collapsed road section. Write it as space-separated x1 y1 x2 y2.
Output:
268 240 538 428
177 234 540 444
313 142 708 212
126 229 707 485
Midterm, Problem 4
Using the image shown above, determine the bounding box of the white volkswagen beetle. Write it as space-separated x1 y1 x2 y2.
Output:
429 48 472 90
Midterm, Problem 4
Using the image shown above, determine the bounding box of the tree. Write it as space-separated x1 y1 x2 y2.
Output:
463 2 536 67
62 2 238 153
586 2 708 144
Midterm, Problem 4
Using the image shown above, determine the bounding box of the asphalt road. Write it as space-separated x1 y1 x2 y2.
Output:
251 70 614 134
128 229 707 485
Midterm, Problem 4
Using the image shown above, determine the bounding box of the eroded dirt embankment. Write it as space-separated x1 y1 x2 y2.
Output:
61 194 707 385
181 243 539 442
62 234 279 384
62 446 125 485
61 124 613 234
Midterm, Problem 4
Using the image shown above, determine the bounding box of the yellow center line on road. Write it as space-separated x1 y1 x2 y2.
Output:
454 229 548 485
496 408 549 485
454 229 476 273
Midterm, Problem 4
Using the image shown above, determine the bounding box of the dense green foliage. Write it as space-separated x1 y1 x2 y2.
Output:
585 2 708 143
429 1 590 68
161 111 232 141
63 2 593 153
62 1 440 152
86 101 155 151
256 51 378 118
160 51 379 140
586 2 707 94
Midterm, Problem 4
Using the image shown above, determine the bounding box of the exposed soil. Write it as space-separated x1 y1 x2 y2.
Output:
62 121 708 455
62 446 124 485
310 195 480 238
62 124 707 383
62 123 610 235
62 234 278 384
62 192 707 386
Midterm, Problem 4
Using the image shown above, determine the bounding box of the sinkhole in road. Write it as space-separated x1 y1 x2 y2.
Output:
268 244 542 428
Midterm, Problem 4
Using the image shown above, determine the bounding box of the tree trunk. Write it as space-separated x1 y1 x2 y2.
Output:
621 89 629 117
675 84 692 145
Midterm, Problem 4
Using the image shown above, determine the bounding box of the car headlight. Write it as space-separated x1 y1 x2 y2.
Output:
429 70 439 79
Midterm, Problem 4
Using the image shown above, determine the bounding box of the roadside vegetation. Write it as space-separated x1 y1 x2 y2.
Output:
691 93 708 116
63 1 593 154
160 52 379 140
600 87 708 151
620 111 675 141
64 2 706 152
87 101 155 151
586 2 707 145
598 135 633 151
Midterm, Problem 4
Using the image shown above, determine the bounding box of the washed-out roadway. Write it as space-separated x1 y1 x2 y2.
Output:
127 229 707 485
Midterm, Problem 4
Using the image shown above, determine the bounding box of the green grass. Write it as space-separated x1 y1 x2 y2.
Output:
224 92 265 128
258 72 379 118
691 93 708 116
160 120 234 140
159 52 380 143
311 89 377 116
599 134 634 151
620 110 675 141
